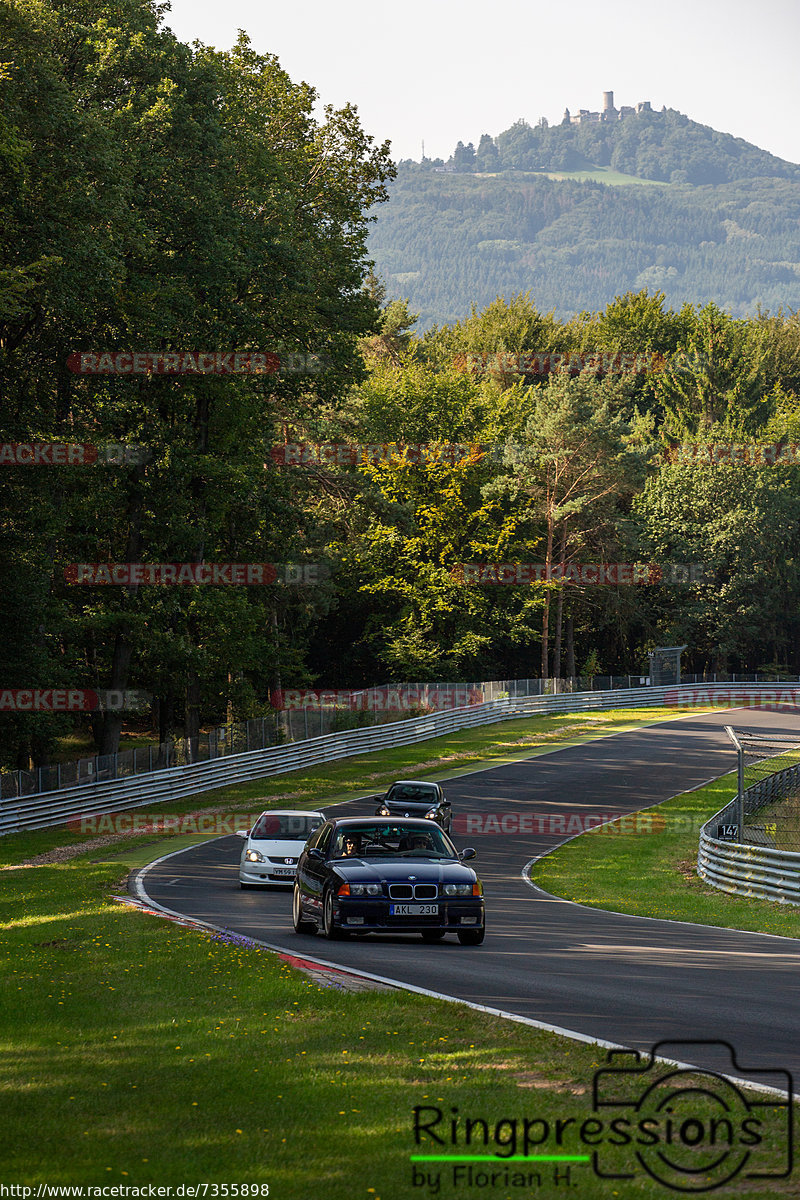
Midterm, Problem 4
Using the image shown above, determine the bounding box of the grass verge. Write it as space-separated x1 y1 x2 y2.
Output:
532 771 800 939
0 853 792 1197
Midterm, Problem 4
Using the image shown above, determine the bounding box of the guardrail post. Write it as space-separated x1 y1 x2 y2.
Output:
736 742 744 843
724 726 744 843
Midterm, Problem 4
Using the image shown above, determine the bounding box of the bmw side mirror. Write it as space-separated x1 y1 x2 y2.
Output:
459 847 477 860
307 847 324 861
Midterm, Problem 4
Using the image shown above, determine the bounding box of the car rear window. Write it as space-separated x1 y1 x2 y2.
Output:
251 814 323 840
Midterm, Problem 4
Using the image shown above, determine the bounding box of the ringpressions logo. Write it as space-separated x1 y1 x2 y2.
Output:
409 1041 792 1193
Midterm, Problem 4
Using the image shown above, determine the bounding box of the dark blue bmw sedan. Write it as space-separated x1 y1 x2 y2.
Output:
292 817 485 944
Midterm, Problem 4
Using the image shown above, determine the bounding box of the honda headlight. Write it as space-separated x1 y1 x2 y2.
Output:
245 849 265 863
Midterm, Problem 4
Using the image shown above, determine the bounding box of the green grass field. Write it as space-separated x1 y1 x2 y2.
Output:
479 168 670 187
2 704 796 1197
531 771 800 938
539 168 670 186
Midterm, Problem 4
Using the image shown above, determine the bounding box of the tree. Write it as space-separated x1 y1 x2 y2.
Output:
488 371 651 677
0 1 394 763
475 134 500 173
635 463 800 672
655 302 773 437
451 140 476 172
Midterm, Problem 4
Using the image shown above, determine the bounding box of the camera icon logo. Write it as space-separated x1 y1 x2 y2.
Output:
591 1040 792 1192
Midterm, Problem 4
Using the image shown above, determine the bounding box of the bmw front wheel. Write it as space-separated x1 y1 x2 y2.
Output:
322 888 347 939
292 883 315 934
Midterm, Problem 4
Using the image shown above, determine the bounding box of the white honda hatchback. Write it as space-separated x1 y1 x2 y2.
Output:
238 809 325 888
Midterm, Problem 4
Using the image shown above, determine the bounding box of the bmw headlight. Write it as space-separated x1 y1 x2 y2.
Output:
443 882 473 896
348 883 383 897
378 806 390 816
245 849 265 863
425 810 436 819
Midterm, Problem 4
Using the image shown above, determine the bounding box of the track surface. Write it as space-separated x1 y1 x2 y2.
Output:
141 708 800 1087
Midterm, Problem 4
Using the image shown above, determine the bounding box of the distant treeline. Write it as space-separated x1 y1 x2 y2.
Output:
369 168 800 327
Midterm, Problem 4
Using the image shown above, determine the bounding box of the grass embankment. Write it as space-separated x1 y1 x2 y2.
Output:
533 771 800 939
2 704 794 1196
1 853 791 1198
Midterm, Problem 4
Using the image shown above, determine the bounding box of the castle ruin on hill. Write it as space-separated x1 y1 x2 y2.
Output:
563 91 653 126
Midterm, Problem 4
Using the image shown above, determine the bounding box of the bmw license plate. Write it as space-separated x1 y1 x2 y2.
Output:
390 903 438 916
272 867 294 876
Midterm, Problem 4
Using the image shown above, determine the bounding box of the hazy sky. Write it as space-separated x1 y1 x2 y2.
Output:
162 0 800 166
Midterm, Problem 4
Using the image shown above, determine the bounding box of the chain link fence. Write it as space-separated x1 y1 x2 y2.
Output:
2 671 794 803
724 727 800 850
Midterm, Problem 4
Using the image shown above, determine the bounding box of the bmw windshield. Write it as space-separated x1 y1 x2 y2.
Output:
332 824 453 859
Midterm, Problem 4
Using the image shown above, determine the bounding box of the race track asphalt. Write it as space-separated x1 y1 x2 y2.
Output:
138 707 800 1089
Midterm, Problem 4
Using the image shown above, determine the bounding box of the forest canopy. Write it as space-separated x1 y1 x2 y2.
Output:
3 3 800 772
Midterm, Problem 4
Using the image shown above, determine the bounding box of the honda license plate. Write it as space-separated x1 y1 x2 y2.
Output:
390 903 438 916
272 867 294 876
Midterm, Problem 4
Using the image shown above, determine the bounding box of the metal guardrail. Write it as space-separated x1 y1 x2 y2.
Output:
4 670 786 803
0 682 705 836
0 674 646 802
698 759 800 906
3 679 797 839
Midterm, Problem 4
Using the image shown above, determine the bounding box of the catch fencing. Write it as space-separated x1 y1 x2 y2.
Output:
0 680 730 836
0 670 779 803
0 674 660 802
698 726 800 905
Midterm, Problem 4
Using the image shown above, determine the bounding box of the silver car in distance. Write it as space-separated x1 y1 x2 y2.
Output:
238 809 325 888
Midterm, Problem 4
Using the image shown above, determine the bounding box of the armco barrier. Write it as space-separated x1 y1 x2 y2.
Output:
698 759 800 906
2 682 796 837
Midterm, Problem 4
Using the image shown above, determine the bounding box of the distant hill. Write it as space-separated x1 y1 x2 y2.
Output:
455 106 800 184
368 108 800 328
